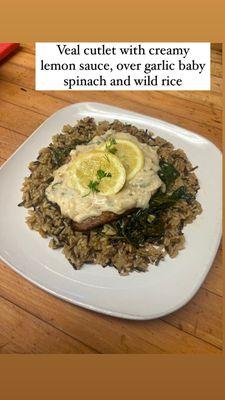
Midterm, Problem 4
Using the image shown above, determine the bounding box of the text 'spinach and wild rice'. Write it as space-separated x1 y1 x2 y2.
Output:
19 118 202 275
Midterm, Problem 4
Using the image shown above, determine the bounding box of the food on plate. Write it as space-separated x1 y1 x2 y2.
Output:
19 117 202 275
46 131 161 225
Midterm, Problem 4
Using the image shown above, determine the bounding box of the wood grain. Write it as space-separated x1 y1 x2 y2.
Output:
0 126 26 159
0 262 220 353
0 296 96 354
0 157 5 166
0 82 222 149
0 44 222 354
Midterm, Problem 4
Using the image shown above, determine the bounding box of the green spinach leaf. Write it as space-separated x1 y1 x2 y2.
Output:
158 160 180 188
111 186 193 246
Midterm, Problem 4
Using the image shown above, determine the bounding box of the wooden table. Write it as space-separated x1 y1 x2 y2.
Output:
0 43 222 354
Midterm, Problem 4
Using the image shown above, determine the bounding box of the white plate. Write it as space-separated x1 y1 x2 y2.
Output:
0 102 222 320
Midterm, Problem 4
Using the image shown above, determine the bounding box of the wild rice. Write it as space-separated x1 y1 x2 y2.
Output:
20 117 202 275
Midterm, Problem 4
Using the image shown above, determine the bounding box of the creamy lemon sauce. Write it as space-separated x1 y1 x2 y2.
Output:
46 131 162 223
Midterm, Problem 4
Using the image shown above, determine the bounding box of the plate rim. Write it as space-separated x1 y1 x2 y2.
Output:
0 102 222 172
0 102 222 320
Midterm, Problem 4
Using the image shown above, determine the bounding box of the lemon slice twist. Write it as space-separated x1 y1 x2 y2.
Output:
100 138 144 181
68 151 126 196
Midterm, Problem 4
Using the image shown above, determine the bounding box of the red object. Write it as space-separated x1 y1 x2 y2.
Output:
0 43 20 62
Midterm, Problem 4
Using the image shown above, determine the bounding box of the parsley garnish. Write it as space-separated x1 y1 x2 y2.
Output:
87 180 100 193
83 169 112 197
105 138 117 154
97 169 112 179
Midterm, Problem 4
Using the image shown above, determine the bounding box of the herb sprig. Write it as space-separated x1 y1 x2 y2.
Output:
83 169 112 197
105 138 117 154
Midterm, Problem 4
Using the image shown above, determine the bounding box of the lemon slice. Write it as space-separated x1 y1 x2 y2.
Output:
100 138 144 181
68 151 126 196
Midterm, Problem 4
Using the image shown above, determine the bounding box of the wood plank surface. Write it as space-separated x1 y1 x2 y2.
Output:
0 261 221 353
0 43 222 353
